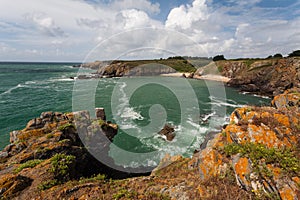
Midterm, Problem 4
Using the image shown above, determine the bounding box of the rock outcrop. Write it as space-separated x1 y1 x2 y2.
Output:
0 89 299 199
187 88 300 199
216 57 300 97
0 109 151 200
158 124 175 141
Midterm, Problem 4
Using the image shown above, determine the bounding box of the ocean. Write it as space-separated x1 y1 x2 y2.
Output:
0 62 270 168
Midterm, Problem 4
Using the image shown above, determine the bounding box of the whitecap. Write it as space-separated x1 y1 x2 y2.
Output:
0 84 24 96
25 81 37 85
201 111 216 121
252 94 271 99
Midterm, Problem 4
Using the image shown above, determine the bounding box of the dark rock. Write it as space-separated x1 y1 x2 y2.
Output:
59 124 80 146
26 118 44 130
0 175 32 198
241 84 259 92
234 110 242 121
158 124 175 141
200 131 219 150
102 124 118 142
95 108 106 121
188 72 194 78
40 112 53 120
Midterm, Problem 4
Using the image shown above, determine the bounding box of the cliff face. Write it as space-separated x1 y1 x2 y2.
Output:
190 88 300 199
0 89 299 199
80 59 197 78
0 110 150 199
217 57 300 96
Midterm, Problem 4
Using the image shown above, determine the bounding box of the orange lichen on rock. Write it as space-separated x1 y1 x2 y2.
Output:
247 124 282 148
274 113 290 127
234 157 251 188
279 185 298 200
198 148 223 180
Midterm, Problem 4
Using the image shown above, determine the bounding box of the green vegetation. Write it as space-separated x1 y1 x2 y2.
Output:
14 159 44 173
46 133 54 139
79 173 106 184
288 50 300 57
213 55 226 61
267 53 283 59
111 59 197 73
38 154 76 190
217 65 223 72
273 53 283 58
167 56 185 60
112 188 137 200
224 143 300 176
244 59 257 68
146 192 171 200
38 179 58 190
50 153 76 182
58 123 75 131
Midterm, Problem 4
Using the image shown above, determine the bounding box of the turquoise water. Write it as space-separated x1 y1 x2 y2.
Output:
0 63 270 167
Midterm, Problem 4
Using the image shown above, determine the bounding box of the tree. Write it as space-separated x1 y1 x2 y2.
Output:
213 55 226 61
288 50 300 57
273 53 283 58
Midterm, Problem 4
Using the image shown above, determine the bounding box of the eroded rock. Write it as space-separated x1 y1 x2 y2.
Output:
158 124 175 141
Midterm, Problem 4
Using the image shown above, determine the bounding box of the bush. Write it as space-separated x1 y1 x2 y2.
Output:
288 50 300 57
213 55 226 61
273 53 283 58
50 153 76 182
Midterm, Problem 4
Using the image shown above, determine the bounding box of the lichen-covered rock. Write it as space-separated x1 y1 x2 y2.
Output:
222 57 300 97
186 89 300 199
0 89 300 199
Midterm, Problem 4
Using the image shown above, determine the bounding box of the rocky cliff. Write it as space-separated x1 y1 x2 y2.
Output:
216 57 300 97
79 59 197 78
0 89 299 199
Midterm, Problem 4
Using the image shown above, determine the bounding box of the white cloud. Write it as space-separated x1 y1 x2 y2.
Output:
111 0 160 14
166 0 209 29
0 0 299 61
24 12 66 37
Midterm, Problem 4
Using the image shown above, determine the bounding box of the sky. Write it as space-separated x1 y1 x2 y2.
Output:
0 0 300 62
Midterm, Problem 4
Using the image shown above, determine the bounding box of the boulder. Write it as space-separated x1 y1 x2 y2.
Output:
188 72 194 78
95 108 106 120
25 118 44 130
158 124 175 141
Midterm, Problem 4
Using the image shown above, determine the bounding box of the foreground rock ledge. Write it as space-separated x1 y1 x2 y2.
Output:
0 89 299 199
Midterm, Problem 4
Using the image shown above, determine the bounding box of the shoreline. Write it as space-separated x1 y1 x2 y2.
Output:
160 73 231 83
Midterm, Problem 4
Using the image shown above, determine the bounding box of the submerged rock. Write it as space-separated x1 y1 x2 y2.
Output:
158 124 175 141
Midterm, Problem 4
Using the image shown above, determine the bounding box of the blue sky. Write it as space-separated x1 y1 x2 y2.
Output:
0 0 300 61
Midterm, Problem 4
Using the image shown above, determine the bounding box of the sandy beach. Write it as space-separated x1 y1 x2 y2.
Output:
193 74 231 83
160 72 191 77
160 73 231 83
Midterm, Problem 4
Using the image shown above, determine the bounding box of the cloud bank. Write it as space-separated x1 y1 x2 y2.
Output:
0 0 299 61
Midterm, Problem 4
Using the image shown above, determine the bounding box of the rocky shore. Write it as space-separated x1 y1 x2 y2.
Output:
219 57 300 97
0 56 299 199
77 57 300 98
0 88 299 199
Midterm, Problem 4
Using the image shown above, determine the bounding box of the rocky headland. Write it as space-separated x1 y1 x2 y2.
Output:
0 56 300 199
78 56 300 98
